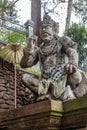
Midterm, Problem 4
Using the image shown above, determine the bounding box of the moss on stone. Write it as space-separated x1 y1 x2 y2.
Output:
51 100 63 112
63 95 87 112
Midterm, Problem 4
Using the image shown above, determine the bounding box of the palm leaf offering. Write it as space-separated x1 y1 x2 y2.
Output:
0 43 23 64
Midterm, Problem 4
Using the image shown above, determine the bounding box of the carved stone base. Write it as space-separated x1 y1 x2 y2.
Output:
0 99 63 130
0 96 87 130
61 95 87 130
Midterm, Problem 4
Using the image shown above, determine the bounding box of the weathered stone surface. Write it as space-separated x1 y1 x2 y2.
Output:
8 95 14 100
0 100 62 130
17 90 25 96
0 79 6 83
7 90 14 97
0 42 87 129
0 99 5 104
0 86 7 91
0 109 8 112
3 94 9 99
0 58 39 111
61 96 87 130
63 95 87 112
0 91 4 98
6 75 13 81
1 104 9 109
6 100 15 105
0 98 87 130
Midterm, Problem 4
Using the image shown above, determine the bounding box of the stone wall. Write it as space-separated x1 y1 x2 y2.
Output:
0 97 87 130
0 58 39 112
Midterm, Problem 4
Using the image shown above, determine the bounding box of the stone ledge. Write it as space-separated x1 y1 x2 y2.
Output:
0 96 87 130
0 100 63 130
63 95 87 112
61 95 87 130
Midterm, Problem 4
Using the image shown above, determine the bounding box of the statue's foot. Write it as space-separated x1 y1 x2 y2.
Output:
36 94 51 102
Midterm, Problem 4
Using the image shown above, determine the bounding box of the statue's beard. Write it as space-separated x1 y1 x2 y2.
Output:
40 38 57 56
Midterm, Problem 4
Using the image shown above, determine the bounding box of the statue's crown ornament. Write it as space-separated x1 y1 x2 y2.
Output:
40 13 59 33
42 14 53 26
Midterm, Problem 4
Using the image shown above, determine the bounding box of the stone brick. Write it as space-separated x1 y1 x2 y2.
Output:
0 99 5 104
0 79 6 83
0 86 7 91
1 104 9 109
0 91 5 98
0 58 38 110
3 94 9 100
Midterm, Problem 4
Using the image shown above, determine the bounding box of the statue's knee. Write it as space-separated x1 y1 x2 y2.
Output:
69 71 82 85
22 73 27 81
22 73 38 86
22 74 26 81
22 73 31 83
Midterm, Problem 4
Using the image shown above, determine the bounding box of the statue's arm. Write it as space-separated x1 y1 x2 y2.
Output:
61 36 83 85
20 36 39 68
65 47 78 66
20 46 39 68
61 36 78 66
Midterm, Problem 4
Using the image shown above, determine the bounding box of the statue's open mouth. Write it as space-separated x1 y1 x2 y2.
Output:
41 32 51 37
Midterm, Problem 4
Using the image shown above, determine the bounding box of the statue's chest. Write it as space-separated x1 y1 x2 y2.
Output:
40 42 61 56
39 45 63 67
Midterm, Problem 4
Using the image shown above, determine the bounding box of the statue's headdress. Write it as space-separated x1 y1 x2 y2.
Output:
40 14 59 33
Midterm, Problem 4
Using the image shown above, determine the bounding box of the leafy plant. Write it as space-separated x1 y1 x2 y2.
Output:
0 28 26 44
67 23 87 71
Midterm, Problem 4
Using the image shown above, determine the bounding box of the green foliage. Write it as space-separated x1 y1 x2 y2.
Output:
0 0 8 7
85 72 87 77
5 31 26 44
0 28 26 44
67 23 87 70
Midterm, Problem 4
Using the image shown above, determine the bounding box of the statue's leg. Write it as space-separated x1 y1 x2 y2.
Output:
60 85 76 101
37 79 51 101
70 72 87 97
69 70 82 86
22 73 39 94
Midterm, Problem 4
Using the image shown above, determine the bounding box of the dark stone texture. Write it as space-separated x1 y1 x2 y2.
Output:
0 58 39 111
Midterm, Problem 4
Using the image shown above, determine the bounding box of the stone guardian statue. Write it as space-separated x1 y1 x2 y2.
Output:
20 14 87 101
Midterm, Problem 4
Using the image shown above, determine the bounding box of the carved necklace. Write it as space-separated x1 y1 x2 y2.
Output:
40 39 58 56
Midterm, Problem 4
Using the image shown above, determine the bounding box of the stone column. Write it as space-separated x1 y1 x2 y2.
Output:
31 0 41 36
24 20 34 42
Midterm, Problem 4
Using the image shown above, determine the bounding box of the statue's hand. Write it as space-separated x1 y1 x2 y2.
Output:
64 63 77 74
23 35 38 56
23 47 31 57
27 35 38 48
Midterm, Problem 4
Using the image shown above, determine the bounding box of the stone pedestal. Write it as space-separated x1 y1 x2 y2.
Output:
61 95 87 130
0 100 63 130
0 96 87 130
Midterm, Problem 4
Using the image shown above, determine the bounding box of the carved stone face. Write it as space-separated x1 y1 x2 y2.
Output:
39 24 53 41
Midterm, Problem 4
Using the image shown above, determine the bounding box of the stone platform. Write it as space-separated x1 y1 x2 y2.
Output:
0 96 87 130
